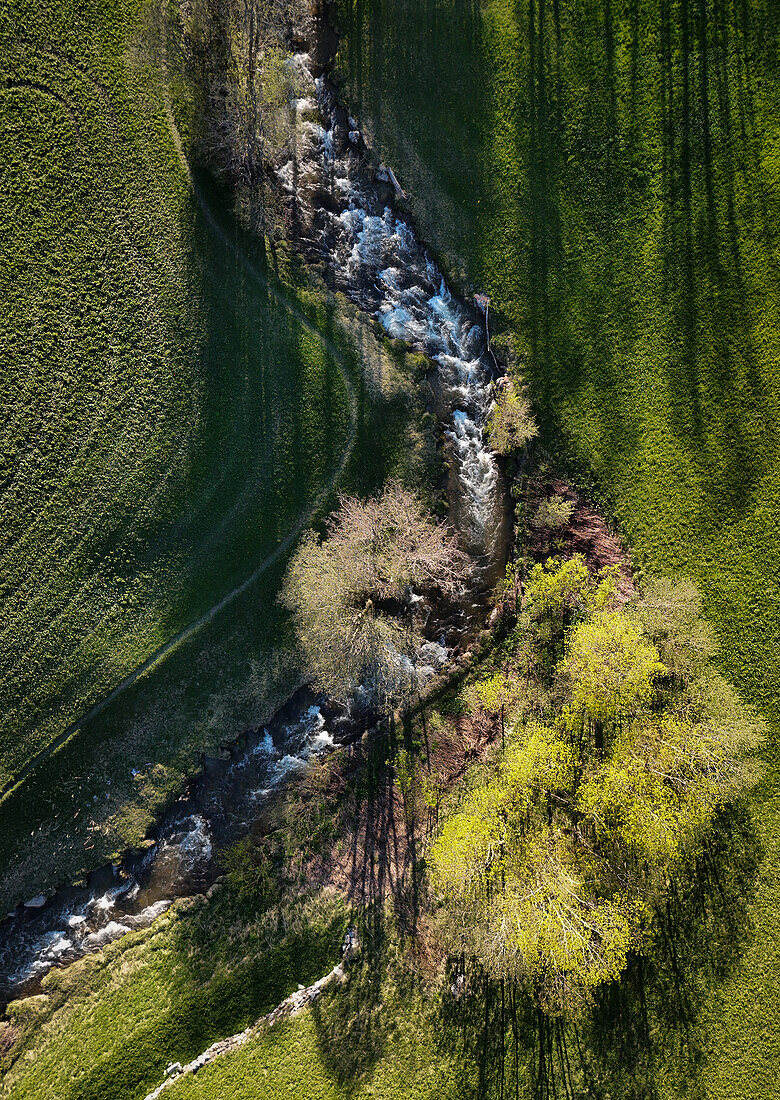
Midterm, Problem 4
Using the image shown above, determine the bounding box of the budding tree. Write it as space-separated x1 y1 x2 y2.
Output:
487 379 538 455
281 483 467 708
429 561 762 1015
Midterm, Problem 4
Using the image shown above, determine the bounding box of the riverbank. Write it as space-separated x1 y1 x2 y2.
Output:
0 0 437 917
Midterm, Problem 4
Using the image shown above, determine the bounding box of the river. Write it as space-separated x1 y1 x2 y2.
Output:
0 17 507 1007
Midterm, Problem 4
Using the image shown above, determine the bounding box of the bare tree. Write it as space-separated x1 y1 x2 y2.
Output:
281 483 467 708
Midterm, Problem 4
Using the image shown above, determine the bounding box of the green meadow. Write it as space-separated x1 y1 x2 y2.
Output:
3 0 780 1096
0 884 349 1100
0 0 431 908
332 0 780 1093
334 0 780 717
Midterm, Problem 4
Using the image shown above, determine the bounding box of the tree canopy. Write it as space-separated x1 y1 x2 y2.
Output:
487 380 538 456
281 482 466 707
429 563 762 1014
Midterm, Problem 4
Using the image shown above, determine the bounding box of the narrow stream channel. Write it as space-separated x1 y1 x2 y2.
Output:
0 15 507 1007
279 43 508 573
0 690 353 1004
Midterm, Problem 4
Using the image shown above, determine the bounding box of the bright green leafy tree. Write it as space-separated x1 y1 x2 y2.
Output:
429 563 762 1014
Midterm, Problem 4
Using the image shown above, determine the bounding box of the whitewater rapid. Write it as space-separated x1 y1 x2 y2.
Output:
0 700 337 1002
277 56 505 564
0 46 507 1005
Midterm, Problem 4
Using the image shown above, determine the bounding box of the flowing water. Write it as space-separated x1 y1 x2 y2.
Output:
0 35 507 1006
0 691 350 1003
278 51 508 571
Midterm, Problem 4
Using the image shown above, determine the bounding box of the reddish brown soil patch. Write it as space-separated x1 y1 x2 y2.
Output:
524 475 635 600
287 711 498 932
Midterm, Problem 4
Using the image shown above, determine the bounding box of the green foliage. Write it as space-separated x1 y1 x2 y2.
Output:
393 747 416 801
523 556 622 668
429 567 760 1014
525 555 592 619
637 576 718 682
491 834 642 1010
474 673 508 713
579 714 757 866
502 724 574 804
486 380 538 456
559 611 665 741
531 494 574 530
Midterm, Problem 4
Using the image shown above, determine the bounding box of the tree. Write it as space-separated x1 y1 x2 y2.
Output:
558 611 665 754
523 556 622 664
281 483 466 707
489 837 641 1013
181 0 308 234
525 555 591 620
487 380 538 455
430 738 637 1014
637 575 717 683
428 566 761 1016
579 716 742 867
531 493 574 531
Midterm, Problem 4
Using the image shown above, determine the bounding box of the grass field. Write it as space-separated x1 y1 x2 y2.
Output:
4 0 780 1095
333 0 780 721
329 0 780 1094
0 882 349 1100
0 0 433 909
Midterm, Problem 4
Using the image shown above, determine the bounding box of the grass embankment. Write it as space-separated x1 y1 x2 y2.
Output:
0 881 348 1100
0 670 509 1100
0 0 433 909
328 0 780 1094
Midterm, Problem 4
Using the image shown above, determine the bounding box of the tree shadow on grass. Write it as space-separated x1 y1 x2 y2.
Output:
429 800 761 1099
579 802 762 1099
307 718 427 1091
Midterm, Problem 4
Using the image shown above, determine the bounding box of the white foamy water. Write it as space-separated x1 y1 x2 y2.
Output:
275 57 504 562
0 699 345 1000
1 47 507 1007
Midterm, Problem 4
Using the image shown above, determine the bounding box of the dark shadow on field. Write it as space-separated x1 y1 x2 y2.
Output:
308 718 427 1090
428 803 761 1099
516 0 780 522
520 0 647 468
653 0 780 522
0 5 433 914
580 803 761 1097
